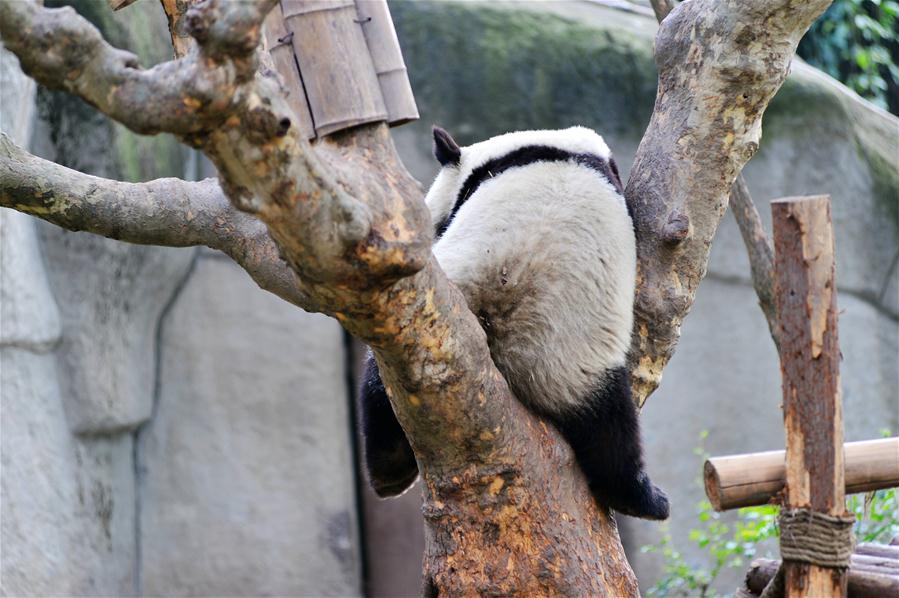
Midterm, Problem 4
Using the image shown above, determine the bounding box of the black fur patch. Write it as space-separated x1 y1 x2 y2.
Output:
552 366 669 520
359 354 419 497
433 126 461 167
436 145 625 237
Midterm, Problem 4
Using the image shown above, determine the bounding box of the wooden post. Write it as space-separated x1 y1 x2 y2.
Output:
772 195 848 597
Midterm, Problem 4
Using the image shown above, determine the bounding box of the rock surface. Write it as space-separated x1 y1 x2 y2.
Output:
137 254 361 597
1 36 135 597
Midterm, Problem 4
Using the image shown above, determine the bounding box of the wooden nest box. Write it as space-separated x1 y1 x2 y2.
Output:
263 0 419 139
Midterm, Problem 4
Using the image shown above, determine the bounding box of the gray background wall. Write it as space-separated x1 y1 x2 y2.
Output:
1 1 897 597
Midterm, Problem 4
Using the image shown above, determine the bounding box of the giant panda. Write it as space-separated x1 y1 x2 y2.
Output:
360 126 669 520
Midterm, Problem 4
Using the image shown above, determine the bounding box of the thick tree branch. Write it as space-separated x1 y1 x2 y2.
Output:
649 0 780 355
0 135 237 249
730 177 780 350
0 0 271 136
627 0 832 405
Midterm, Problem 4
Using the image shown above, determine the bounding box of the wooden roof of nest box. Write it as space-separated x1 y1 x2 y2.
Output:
263 0 420 139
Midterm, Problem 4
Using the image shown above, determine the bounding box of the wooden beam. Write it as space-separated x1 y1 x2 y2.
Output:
704 438 899 511
772 195 847 597
745 557 899 598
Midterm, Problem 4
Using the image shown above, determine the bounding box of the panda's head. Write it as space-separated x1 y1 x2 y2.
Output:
424 125 622 236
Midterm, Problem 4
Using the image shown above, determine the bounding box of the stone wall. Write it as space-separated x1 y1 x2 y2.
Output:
1 1 361 596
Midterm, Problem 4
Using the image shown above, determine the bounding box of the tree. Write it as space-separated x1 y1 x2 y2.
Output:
0 0 832 594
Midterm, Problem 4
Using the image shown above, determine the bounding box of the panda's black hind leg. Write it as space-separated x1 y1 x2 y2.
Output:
359 353 419 497
554 366 669 520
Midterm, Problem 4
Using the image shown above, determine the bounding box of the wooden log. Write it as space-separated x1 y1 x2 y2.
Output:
745 557 899 598
704 437 899 511
772 195 847 597
353 0 418 126
281 0 388 137
262 2 316 139
855 543 899 561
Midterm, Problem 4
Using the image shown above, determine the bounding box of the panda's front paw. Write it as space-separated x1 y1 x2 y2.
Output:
370 466 420 498
365 435 419 498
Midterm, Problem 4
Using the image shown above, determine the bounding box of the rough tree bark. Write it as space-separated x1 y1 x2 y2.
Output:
626 0 831 404
0 0 831 593
651 0 781 354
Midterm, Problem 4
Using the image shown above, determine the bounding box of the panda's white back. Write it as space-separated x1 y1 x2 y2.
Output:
426 128 636 416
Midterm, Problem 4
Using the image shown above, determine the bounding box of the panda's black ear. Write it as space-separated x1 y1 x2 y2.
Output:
607 156 624 193
433 126 461 166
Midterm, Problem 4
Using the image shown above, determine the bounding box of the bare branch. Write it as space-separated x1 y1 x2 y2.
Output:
649 0 675 22
626 0 832 405
160 0 200 59
0 134 307 307
730 177 780 350
0 0 273 136
0 135 230 248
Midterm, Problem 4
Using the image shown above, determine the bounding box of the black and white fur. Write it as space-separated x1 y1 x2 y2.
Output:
360 126 669 520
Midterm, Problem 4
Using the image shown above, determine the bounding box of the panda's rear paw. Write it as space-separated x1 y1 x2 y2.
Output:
366 438 419 498
608 474 670 521
636 484 669 520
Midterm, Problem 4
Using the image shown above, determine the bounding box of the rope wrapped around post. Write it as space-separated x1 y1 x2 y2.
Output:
756 508 856 598
779 509 856 568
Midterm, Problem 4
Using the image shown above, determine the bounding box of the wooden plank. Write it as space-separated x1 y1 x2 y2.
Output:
281 0 355 18
772 195 847 597
354 0 419 126
704 438 899 511
283 0 388 136
262 2 316 139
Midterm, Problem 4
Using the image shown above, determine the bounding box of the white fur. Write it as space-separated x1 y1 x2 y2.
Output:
425 126 614 228
426 128 635 415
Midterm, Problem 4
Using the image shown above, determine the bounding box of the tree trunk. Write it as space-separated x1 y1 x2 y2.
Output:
0 0 834 593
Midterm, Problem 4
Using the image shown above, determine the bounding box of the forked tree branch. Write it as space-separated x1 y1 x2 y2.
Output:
626 0 831 405
0 2 238 135
1 2 642 591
